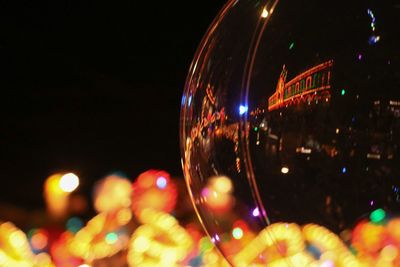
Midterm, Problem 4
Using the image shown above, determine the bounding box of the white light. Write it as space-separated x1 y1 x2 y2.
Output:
59 173 79 193
156 176 168 189
261 8 269 18
239 105 248 115
281 167 289 174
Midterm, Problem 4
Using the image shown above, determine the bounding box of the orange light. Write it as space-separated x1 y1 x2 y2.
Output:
31 230 49 250
261 8 269 18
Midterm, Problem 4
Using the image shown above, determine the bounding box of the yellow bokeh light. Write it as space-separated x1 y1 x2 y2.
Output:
133 236 151 253
261 8 269 18
212 176 233 193
381 245 398 262
9 231 26 249
281 167 289 174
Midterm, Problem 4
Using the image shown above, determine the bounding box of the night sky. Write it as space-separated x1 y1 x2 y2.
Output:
0 1 226 209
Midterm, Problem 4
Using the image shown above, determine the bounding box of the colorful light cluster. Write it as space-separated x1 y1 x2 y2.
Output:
351 211 400 266
232 222 359 267
69 208 132 262
0 222 54 267
202 176 234 213
127 209 193 266
44 173 80 219
93 174 132 213
367 9 380 45
6 168 400 267
131 170 178 216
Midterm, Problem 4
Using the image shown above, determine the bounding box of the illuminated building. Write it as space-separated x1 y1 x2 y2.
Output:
268 60 333 111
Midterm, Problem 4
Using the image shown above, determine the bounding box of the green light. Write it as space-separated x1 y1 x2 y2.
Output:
254 127 259 132
27 229 37 239
370 208 386 223
199 237 213 252
341 89 346 96
289 42 295 50
232 227 244 240
105 232 118 244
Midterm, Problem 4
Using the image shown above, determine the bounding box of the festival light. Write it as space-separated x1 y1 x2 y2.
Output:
131 170 178 216
93 174 132 213
29 229 49 251
44 173 78 219
59 173 80 193
69 208 132 262
370 208 386 223
0 222 54 267
127 209 193 266
261 8 269 18
202 176 235 213
281 167 289 174
239 105 248 115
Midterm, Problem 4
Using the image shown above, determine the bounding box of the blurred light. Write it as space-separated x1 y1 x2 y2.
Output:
30 230 48 251
358 54 363 60
342 167 347 174
232 227 244 240
59 173 79 193
254 127 258 132
215 234 220 242
336 128 340 134
105 232 118 245
381 245 398 261
341 89 346 96
9 231 26 248
78 265 91 267
66 217 83 234
116 208 132 225
281 167 289 174
321 260 335 267
261 8 269 18
252 207 260 217
289 42 295 50
370 208 386 223
239 105 248 115
369 35 380 45
156 176 168 189
94 175 132 212
212 176 233 193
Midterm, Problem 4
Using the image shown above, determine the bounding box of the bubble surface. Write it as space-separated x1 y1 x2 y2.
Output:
180 0 400 265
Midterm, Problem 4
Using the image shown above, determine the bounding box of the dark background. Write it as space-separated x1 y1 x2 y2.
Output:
0 1 226 209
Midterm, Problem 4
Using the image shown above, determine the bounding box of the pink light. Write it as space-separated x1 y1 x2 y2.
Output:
321 260 335 267
252 208 260 217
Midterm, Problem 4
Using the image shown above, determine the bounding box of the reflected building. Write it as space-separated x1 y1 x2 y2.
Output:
249 60 400 232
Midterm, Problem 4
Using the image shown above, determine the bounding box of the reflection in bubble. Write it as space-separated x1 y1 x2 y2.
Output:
181 0 400 265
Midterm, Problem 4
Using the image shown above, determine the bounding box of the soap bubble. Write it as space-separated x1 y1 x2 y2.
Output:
181 0 400 265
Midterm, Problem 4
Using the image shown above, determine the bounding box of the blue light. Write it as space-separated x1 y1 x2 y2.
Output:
239 105 248 115
342 167 347 174
188 95 192 106
156 176 168 189
368 35 380 45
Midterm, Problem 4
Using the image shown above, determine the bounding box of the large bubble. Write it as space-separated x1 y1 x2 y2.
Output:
180 0 400 266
